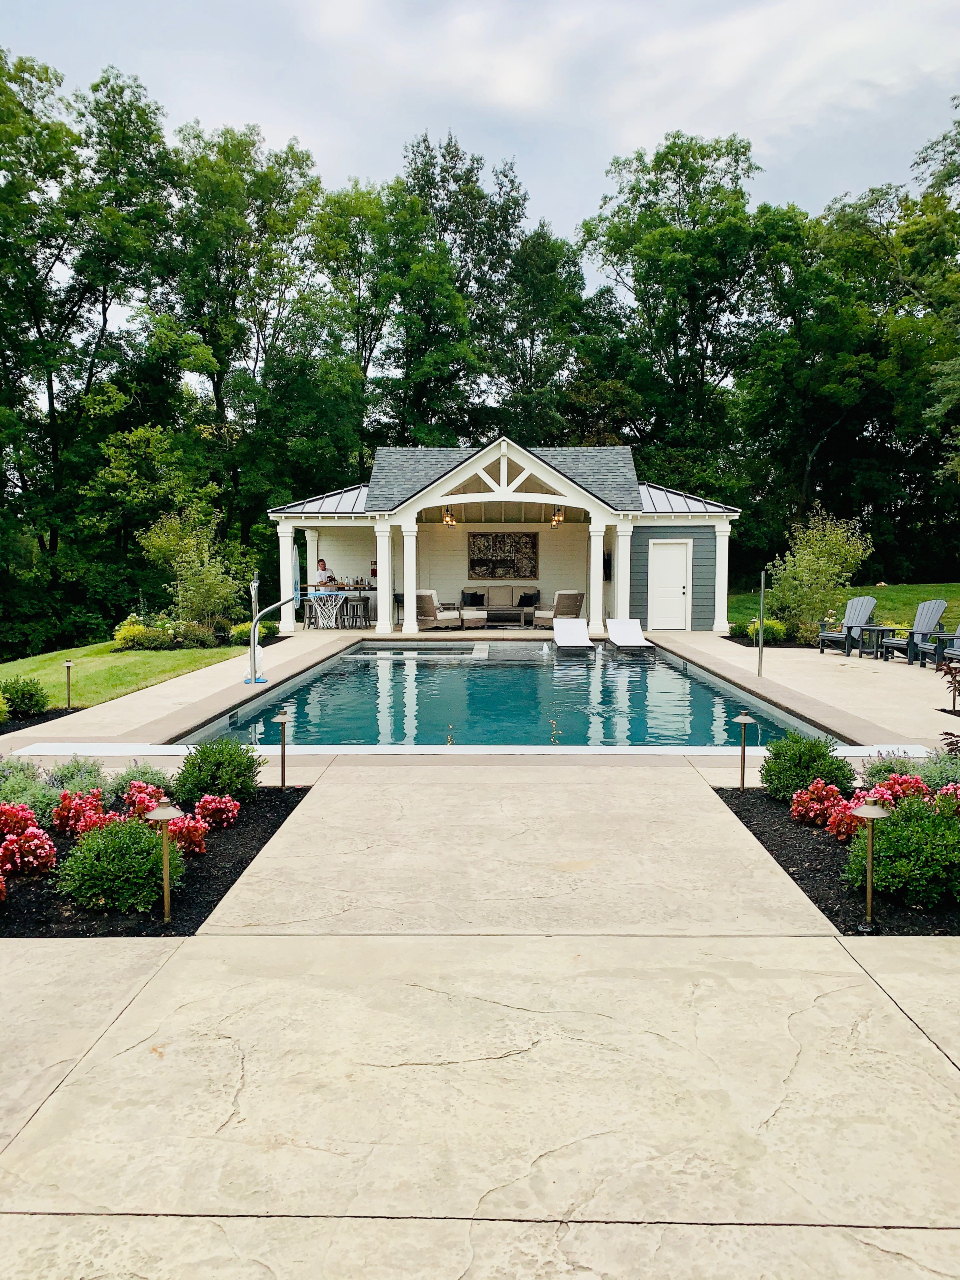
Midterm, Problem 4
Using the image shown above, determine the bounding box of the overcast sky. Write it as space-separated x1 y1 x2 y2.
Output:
5 0 960 238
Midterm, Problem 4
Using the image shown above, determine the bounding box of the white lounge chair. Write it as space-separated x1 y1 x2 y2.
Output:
553 618 594 649
606 619 653 649
415 590 461 630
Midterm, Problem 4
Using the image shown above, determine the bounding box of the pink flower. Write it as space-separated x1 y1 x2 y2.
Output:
791 779 844 826
194 795 240 828
0 802 37 838
52 789 108 836
169 814 209 856
123 781 165 818
1 827 56 874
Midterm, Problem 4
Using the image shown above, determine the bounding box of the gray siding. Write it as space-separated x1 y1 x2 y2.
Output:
630 526 716 630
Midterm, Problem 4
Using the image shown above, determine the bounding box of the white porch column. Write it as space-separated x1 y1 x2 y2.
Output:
713 521 731 633
614 522 633 620
303 526 319 586
588 522 606 634
375 523 394 635
401 522 419 634
278 522 296 634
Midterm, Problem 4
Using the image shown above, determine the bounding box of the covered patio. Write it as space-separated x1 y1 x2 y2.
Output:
269 436 738 637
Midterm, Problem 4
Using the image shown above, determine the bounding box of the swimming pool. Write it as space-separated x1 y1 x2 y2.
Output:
187 641 805 749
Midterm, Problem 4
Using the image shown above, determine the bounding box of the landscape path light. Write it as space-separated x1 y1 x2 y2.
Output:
732 711 756 792
64 660 73 709
146 796 183 924
272 713 291 790
850 796 890 933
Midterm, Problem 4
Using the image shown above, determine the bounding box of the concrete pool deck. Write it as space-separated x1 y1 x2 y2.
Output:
2 755 960 1275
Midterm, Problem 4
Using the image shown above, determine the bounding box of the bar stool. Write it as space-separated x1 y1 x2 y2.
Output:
345 596 370 629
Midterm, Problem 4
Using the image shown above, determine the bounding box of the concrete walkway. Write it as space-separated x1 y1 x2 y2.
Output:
2 758 960 1277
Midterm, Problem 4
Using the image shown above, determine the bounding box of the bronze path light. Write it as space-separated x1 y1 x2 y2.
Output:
851 796 890 933
272 713 291 790
146 796 184 925
732 711 756 792
64 660 73 709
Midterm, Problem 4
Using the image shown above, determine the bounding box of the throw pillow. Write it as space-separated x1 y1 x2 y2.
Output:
516 591 540 608
461 590 485 606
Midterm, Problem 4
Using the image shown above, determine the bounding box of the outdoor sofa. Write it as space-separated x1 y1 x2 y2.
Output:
459 585 541 628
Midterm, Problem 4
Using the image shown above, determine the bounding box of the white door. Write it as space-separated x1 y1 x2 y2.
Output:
647 540 690 629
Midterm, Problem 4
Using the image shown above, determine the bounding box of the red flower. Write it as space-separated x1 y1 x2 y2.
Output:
169 814 209 856
0 802 37 838
53 789 108 836
194 794 240 828
791 779 844 826
1 826 56 874
123 781 165 818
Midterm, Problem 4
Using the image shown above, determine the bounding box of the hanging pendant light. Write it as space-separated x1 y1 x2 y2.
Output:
551 505 565 528
443 505 457 526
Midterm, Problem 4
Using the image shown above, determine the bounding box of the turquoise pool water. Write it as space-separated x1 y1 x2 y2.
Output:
195 642 795 748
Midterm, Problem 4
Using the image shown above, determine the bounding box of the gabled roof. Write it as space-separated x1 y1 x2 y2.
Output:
638 483 740 515
528 446 641 512
364 447 479 511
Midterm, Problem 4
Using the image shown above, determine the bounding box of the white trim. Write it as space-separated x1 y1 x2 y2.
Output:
375 524 393 635
278 524 296 634
614 523 632 620
647 538 692 630
713 522 731 633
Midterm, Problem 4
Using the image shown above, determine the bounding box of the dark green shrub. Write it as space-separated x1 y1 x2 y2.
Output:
0 692 8 725
0 676 50 718
760 731 856 802
0 760 59 827
211 617 234 645
178 622 217 649
845 795 960 908
47 755 107 794
57 818 184 913
173 737 264 806
108 761 172 804
729 621 750 638
917 751 960 792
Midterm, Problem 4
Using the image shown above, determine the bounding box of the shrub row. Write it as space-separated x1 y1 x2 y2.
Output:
113 614 278 652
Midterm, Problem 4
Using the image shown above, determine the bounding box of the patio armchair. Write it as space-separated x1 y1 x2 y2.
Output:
533 590 586 629
415 590 461 630
818 596 876 656
879 599 948 665
917 628 960 669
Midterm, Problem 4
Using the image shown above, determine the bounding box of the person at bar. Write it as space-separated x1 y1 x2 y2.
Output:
315 558 336 586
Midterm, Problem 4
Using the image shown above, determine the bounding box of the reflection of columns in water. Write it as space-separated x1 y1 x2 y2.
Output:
712 695 727 745
587 644 605 746
644 663 692 740
376 654 394 745
612 662 631 746
403 657 418 744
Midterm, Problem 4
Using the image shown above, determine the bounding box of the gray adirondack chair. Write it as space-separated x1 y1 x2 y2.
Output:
818 596 876 655
917 628 960 669
881 599 948 665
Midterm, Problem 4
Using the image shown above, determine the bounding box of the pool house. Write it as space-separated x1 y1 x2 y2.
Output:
269 436 739 636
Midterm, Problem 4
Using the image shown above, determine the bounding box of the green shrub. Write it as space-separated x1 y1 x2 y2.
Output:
0 760 60 827
845 795 960 908
916 751 960 792
176 622 217 649
58 818 184 913
211 617 234 645
729 620 750 638
173 737 264 806
108 761 172 804
0 676 50 719
47 755 108 794
230 619 279 645
760 731 857 802
0 692 8 725
114 625 177 651
747 618 788 644
861 753 925 788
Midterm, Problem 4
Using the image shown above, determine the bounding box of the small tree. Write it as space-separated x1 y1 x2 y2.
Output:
139 513 255 627
766 504 873 644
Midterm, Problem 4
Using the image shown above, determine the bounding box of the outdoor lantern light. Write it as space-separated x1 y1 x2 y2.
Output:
442 505 457 526
272 712 291 790
64 660 74 709
732 711 756 792
551 506 565 528
146 796 184 924
850 796 890 932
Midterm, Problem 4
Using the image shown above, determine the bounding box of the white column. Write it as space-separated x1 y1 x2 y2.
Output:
278 523 296 634
614 522 632 620
588 522 606 634
713 522 731 633
401 523 419 634
375 523 393 634
303 526 319 586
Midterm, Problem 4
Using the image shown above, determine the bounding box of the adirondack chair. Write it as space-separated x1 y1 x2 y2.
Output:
818 596 876 656
917 628 960 669
880 599 948 665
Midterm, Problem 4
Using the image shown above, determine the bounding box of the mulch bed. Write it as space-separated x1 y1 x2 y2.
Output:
716 787 960 936
0 707 79 738
0 787 307 939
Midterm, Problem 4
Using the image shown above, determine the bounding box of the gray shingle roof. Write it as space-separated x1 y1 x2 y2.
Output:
638 483 740 515
365 447 479 511
529 446 640 512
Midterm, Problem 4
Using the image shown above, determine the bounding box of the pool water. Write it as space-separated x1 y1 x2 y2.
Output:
199 642 794 748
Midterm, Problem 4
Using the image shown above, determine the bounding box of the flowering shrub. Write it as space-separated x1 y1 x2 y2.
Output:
1 826 56 874
869 774 930 806
938 783 960 805
194 794 240 828
52 788 115 837
0 871 5 903
0 802 38 838
169 813 209 856
826 799 864 843
790 779 844 826
123 781 165 818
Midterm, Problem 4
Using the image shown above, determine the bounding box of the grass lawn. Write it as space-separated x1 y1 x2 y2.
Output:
0 642 248 709
729 583 960 632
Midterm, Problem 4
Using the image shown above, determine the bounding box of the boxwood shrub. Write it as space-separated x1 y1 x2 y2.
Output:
173 737 263 806
760 731 856 802
58 818 184 913
108 761 172 804
0 676 50 719
845 795 960 908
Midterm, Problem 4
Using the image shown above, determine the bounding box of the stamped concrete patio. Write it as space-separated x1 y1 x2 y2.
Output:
2 752 960 1277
